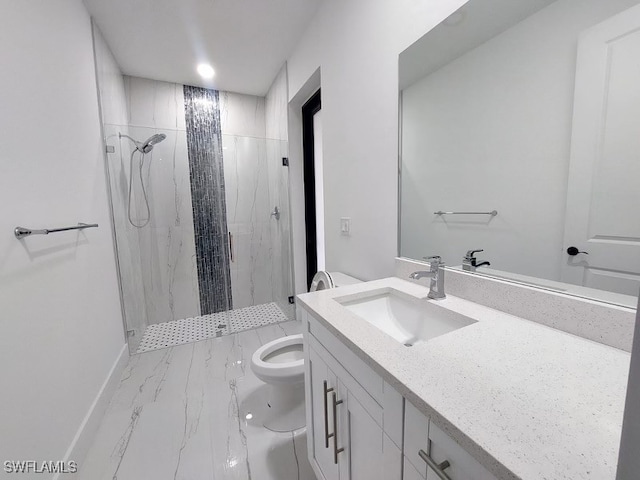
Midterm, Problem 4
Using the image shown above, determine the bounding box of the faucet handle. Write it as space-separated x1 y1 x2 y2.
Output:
464 249 483 259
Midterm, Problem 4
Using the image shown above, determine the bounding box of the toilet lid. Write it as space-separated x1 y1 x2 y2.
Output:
310 271 334 292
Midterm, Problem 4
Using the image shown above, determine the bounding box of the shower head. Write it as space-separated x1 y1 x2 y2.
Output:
140 134 167 153
119 132 167 153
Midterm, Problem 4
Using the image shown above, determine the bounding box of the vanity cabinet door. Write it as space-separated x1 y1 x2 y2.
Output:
308 346 340 480
336 381 390 480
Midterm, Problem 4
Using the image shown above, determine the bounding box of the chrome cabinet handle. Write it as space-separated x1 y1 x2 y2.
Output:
323 380 334 448
419 449 452 480
332 391 344 464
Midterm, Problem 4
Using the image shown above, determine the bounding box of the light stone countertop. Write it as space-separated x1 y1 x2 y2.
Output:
296 277 631 480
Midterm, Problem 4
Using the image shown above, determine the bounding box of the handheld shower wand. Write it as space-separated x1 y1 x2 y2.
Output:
118 132 167 228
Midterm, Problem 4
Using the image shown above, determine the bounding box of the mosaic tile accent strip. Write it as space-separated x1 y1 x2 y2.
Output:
136 302 289 353
184 85 232 314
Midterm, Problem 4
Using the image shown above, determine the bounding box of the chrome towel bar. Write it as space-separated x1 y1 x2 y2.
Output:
434 210 498 216
14 223 99 239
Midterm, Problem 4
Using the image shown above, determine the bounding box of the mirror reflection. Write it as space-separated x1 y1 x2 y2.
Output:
399 0 640 308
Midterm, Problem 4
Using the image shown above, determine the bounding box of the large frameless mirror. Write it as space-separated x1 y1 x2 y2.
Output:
399 0 640 308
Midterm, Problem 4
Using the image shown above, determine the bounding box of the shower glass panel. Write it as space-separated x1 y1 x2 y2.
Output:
104 126 293 353
103 123 201 349
222 135 293 317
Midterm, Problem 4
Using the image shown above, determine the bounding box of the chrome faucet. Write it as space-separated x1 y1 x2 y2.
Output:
409 256 446 300
462 249 491 272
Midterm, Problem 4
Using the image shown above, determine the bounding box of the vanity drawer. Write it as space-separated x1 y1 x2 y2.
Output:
425 422 497 480
404 400 497 480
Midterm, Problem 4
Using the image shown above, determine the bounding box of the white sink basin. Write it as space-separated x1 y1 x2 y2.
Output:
336 288 477 346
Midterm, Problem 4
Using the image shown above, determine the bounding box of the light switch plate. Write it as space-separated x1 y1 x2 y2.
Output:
340 217 351 236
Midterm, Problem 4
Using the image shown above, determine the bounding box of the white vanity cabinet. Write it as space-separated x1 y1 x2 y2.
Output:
302 308 403 480
301 305 498 480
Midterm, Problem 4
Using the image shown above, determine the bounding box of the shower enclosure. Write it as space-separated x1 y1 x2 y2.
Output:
93 26 294 353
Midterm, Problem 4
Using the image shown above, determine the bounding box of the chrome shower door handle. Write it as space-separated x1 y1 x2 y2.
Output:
271 206 280 220
228 232 234 263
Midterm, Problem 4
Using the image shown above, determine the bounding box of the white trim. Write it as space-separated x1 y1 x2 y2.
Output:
54 344 129 479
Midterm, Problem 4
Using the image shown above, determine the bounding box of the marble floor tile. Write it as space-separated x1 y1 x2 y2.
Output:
79 320 315 480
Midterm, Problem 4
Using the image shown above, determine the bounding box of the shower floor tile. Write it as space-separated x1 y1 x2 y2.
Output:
136 302 289 353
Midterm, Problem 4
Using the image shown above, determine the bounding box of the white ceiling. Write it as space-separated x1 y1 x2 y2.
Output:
83 0 321 96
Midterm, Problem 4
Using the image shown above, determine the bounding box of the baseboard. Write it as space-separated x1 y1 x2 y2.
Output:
53 344 129 480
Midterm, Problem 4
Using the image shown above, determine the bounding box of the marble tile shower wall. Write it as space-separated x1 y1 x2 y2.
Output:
219 90 281 309
122 78 201 330
223 135 275 308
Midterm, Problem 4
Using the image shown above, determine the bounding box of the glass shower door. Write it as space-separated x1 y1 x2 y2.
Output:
222 135 293 318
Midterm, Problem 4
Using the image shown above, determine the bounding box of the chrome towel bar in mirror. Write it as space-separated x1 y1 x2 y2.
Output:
434 210 498 216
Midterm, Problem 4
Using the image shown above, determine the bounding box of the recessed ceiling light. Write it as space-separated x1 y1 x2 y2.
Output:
197 63 215 79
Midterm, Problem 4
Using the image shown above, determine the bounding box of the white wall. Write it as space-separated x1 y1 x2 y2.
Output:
0 0 126 470
400 0 638 280
286 0 468 281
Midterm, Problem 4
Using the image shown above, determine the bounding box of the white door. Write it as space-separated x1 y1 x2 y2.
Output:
561 4 640 297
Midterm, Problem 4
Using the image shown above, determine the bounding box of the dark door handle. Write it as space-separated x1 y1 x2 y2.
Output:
567 246 589 256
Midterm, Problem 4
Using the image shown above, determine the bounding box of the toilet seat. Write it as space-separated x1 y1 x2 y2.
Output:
310 271 362 292
251 334 304 385
310 271 334 291
248 271 362 432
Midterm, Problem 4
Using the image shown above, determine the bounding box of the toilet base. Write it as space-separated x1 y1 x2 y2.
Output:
263 382 306 432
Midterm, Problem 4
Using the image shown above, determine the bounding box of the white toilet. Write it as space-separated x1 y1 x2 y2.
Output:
250 271 361 432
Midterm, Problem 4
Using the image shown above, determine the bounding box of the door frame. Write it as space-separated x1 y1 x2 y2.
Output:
302 89 322 290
